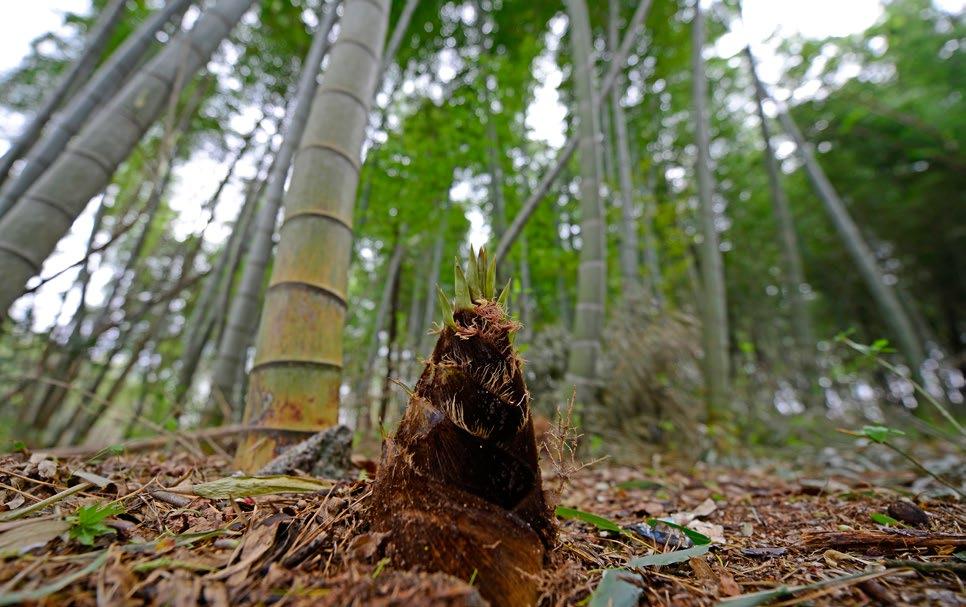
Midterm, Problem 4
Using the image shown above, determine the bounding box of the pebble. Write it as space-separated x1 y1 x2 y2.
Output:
887 500 929 527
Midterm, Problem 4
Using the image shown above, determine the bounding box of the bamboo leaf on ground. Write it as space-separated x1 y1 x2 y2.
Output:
555 506 623 533
588 569 642 607
715 568 909 607
132 557 217 573
646 517 713 545
627 544 711 567
0 550 108 606
170 475 333 499
870 512 901 527
588 545 713 607
0 518 71 557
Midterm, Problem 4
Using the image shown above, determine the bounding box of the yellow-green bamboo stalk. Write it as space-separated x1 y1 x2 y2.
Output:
235 0 390 471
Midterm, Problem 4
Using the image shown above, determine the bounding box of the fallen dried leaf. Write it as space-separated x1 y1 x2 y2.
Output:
0 549 107 605
0 518 70 557
719 572 741 597
692 498 718 518
347 531 387 561
689 555 716 582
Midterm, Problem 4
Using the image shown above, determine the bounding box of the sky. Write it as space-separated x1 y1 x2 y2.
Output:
0 0 962 329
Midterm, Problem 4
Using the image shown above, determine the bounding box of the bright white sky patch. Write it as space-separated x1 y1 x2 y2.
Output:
743 0 882 40
525 14 568 149
0 1 88 72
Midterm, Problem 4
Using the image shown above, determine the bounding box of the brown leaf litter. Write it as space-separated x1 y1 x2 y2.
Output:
0 444 963 606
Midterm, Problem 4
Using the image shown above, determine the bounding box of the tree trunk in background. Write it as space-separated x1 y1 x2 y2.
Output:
0 0 254 317
357 234 406 427
210 2 339 416
213 171 274 335
403 265 424 382
94 170 172 333
176 155 270 407
25 197 110 433
556 216 573 328
73 315 163 444
380 0 420 80
236 0 389 471
608 0 641 297
416 205 448 362
51 240 205 444
486 116 511 279
495 138 577 265
377 260 402 425
564 0 606 413
519 234 533 341
600 103 617 195
89 79 209 335
0 0 194 217
363 0 419 136
692 2 730 420
123 366 155 439
64 248 211 443
744 47 816 390
0 0 129 189
642 162 663 305
486 121 507 237
495 0 654 265
201 170 270 415
173 124 270 405
774 100 927 380
476 0 510 273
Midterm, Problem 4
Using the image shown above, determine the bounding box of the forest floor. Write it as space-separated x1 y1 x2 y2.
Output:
0 436 963 606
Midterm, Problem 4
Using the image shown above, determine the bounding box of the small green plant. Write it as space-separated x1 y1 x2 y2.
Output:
840 426 964 498
371 557 390 579
870 512 901 527
860 425 905 444
68 502 125 546
83 444 124 467
836 333 965 437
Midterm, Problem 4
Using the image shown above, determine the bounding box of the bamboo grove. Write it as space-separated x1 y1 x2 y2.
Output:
0 0 962 461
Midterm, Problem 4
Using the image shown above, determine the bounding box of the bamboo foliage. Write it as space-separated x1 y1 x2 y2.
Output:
0 0 953 465
15 82 206 439
236 0 390 471
0 0 253 317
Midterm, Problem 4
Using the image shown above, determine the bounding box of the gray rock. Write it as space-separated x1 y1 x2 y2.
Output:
256 425 353 479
